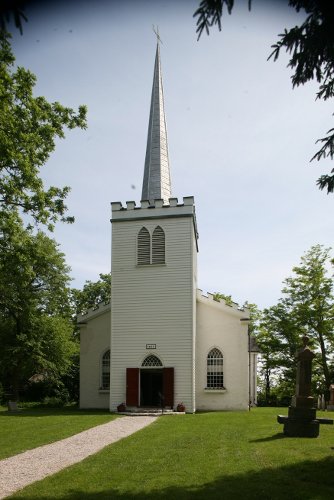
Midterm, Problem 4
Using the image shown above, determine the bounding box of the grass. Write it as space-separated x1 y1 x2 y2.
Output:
0 405 118 460
8 407 334 499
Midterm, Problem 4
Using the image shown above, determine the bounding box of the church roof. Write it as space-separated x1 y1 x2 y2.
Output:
141 43 171 204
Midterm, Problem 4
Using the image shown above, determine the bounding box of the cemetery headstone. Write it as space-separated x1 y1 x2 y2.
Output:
8 401 21 412
327 385 334 412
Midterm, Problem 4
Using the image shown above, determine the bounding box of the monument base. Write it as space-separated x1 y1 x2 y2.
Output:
277 405 333 437
277 414 319 437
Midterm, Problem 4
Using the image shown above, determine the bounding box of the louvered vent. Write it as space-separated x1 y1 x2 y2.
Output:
137 227 150 265
152 226 165 264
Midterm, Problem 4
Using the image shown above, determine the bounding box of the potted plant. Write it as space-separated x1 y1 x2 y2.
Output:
117 402 126 412
176 402 185 412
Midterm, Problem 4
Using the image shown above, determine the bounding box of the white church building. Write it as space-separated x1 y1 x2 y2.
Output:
79 43 258 413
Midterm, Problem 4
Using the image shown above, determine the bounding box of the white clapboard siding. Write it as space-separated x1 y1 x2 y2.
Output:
79 309 111 409
110 201 197 412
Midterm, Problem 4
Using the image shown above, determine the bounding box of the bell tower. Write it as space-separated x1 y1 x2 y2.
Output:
110 41 198 412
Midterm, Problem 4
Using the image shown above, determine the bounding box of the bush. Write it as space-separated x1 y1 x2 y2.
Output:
23 378 70 404
256 393 291 407
42 396 66 408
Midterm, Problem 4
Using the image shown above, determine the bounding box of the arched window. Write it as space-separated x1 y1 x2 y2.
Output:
152 226 165 264
137 227 150 265
142 354 163 367
101 350 110 390
207 348 224 389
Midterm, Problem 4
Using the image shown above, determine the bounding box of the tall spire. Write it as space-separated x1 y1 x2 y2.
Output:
141 40 171 204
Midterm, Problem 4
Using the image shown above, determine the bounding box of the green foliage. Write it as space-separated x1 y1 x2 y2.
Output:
212 291 233 306
72 272 111 315
0 31 87 229
194 0 226 39
0 1 27 35
256 245 334 402
0 212 77 397
194 1 334 193
0 29 86 403
268 1 334 193
194 0 251 39
256 302 300 402
280 244 334 387
243 301 261 336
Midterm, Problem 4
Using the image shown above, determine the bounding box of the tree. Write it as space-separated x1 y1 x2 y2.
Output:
0 1 27 34
194 1 334 193
72 273 111 315
213 292 234 306
0 31 87 230
280 245 334 389
256 302 301 403
0 212 77 398
253 246 334 404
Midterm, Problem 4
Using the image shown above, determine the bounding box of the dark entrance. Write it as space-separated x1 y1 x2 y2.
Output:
140 369 163 406
126 367 174 408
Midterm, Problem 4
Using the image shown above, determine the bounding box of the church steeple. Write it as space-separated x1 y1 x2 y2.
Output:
141 42 171 204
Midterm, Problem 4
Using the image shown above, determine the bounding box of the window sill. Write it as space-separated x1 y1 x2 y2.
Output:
204 388 227 393
99 389 110 394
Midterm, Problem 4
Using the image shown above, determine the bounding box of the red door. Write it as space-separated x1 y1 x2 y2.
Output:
163 367 174 408
126 368 139 406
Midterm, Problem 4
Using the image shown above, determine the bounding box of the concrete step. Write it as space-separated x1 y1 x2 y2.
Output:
117 408 185 416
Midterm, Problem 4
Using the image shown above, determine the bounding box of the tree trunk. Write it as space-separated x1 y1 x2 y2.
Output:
10 369 20 401
317 329 331 388
265 366 271 402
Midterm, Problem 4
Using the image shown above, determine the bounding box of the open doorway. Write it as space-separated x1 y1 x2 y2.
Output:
140 369 163 406
126 365 174 408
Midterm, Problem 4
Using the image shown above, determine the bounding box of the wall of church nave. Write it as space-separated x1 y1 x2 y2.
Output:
195 298 249 411
79 310 111 409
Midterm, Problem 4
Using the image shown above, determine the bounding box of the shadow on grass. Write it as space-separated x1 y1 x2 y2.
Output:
249 432 285 443
0 408 113 418
13 456 334 500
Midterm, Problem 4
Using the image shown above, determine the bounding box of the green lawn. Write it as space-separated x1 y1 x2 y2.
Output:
0 406 118 460
9 408 334 499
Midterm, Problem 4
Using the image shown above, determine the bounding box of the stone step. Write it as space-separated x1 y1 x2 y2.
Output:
117 408 185 416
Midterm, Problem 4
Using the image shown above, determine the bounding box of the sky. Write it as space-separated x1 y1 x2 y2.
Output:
10 0 333 309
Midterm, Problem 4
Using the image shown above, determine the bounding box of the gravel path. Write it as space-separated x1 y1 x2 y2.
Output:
0 416 157 499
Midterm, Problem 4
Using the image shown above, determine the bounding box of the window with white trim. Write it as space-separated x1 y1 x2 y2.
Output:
137 226 165 265
101 350 110 390
142 354 163 367
206 348 224 389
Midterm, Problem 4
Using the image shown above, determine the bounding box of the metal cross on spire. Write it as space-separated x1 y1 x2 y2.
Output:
152 25 163 45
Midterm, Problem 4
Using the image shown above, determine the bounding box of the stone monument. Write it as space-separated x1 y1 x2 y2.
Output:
327 385 334 412
277 336 333 437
